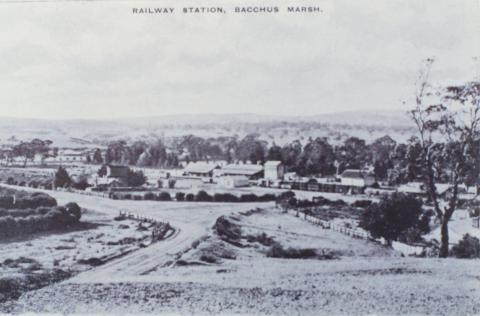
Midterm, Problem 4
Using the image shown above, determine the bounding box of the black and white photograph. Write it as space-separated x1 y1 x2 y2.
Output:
0 0 479 315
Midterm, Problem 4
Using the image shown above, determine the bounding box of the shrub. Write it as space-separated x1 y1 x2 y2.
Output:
195 190 213 202
266 243 317 259
144 192 156 200
54 167 71 188
65 202 81 221
451 234 480 258
360 193 426 244
124 194 132 200
352 200 373 208
213 193 239 203
200 254 217 264
157 192 171 201
72 178 90 190
0 205 81 239
126 169 146 187
175 192 185 201
239 194 258 202
0 196 14 209
185 193 195 202
258 194 276 202
276 191 295 202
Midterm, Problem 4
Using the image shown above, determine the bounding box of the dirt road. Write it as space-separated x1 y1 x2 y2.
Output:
1 185 272 281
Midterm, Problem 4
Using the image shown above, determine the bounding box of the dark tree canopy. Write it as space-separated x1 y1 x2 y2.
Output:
126 169 146 187
360 193 428 243
54 166 72 188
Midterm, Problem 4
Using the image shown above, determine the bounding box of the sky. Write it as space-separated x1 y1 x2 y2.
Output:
0 0 478 119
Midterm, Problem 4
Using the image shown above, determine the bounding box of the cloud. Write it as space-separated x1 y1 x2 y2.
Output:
0 0 478 119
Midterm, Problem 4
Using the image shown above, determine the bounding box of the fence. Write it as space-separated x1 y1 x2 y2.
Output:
391 241 424 256
282 206 426 255
118 210 169 226
284 208 370 239
55 187 109 198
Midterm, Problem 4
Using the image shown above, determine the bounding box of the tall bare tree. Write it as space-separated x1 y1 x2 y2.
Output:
410 59 480 257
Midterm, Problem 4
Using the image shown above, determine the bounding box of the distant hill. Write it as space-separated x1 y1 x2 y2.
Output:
0 110 415 147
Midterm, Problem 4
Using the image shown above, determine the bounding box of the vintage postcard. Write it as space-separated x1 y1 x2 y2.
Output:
0 0 479 315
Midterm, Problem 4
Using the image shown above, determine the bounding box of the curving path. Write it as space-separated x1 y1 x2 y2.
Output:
1 185 272 282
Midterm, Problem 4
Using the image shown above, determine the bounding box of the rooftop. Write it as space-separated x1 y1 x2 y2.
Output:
222 163 263 176
340 169 373 179
264 161 282 167
184 162 219 174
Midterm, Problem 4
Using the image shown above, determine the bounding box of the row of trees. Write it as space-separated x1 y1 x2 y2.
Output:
94 133 430 183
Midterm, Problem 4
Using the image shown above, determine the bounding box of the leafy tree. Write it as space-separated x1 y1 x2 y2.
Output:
281 140 302 171
451 234 480 258
266 143 283 161
93 148 103 164
335 137 369 173
235 134 267 164
409 59 480 257
12 138 52 167
97 165 107 177
297 137 335 176
126 169 146 187
360 193 428 245
54 166 72 188
369 136 396 180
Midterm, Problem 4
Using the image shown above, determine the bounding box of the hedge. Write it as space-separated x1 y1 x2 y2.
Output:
0 202 82 239
157 192 172 201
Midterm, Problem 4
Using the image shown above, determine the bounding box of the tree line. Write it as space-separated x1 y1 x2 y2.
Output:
88 133 451 184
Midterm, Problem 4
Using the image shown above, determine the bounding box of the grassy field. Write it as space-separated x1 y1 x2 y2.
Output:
1 186 479 315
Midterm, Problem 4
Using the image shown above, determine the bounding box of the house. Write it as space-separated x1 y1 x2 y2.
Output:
219 163 264 180
217 175 250 188
94 164 130 188
183 162 220 177
397 182 425 197
339 169 376 187
397 182 461 198
264 161 284 181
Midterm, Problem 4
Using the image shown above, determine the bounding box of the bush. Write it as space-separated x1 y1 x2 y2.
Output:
239 194 258 202
185 193 195 202
200 254 217 264
276 191 295 202
0 205 81 239
213 193 239 203
266 243 317 259
195 190 213 202
144 192 156 200
65 202 81 221
451 234 480 258
175 192 185 201
360 193 426 244
126 169 146 187
258 194 276 202
0 196 14 209
54 166 71 188
352 200 373 208
157 192 171 201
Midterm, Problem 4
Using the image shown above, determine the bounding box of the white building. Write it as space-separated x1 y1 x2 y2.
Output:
339 169 376 187
183 162 220 177
217 175 250 188
264 160 284 181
